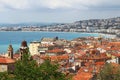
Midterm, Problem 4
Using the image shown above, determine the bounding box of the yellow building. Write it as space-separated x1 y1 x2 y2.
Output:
29 41 41 55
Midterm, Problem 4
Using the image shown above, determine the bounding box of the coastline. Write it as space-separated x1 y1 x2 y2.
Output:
0 31 118 53
0 30 117 38
0 30 118 36
99 33 116 38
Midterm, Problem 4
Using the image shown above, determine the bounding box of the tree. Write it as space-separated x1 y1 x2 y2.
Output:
0 72 13 80
97 63 120 80
14 53 42 80
14 51 68 80
39 59 67 80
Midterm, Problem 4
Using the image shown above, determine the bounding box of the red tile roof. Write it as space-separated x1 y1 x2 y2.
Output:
73 72 93 80
111 53 120 57
13 54 20 59
79 55 111 60
0 58 15 64
109 42 120 46
40 55 69 61
95 61 105 65
47 49 64 53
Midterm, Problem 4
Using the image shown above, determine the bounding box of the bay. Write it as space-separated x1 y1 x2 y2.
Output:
0 31 100 53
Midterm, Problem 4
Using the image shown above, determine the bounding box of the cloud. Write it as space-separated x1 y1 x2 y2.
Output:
0 0 120 11
0 0 30 10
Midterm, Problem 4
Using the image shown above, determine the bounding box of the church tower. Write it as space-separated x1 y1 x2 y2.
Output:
7 44 13 59
98 35 103 45
20 40 29 60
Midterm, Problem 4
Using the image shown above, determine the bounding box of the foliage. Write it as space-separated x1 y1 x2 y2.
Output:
97 63 120 80
0 72 13 80
0 50 69 80
14 52 42 80
39 59 67 80
13 51 68 80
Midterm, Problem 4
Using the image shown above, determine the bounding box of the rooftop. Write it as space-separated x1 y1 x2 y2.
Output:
0 58 15 64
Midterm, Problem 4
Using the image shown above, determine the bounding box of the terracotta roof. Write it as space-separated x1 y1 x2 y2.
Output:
0 58 15 64
73 72 93 80
78 66 93 73
104 63 120 74
40 55 69 61
109 42 120 45
111 62 120 67
13 54 20 59
79 54 111 60
78 50 86 55
57 55 69 60
84 62 92 66
47 49 64 53
111 53 120 57
0 55 5 58
95 61 105 65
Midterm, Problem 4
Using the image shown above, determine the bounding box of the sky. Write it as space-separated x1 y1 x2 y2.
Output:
0 0 120 23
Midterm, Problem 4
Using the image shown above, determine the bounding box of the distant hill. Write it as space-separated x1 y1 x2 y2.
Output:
0 22 58 27
0 17 120 29
72 17 120 29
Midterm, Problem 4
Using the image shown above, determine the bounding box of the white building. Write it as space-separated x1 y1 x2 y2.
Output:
29 41 41 55
41 37 55 45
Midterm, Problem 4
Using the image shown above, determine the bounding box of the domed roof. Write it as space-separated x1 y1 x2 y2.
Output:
8 44 13 51
21 40 28 47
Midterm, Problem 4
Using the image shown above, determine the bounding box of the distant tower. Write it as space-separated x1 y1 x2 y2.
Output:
20 40 29 60
98 35 102 45
7 44 13 59
55 36 59 40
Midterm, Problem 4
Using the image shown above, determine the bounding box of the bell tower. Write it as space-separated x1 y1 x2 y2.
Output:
20 40 29 60
7 44 13 59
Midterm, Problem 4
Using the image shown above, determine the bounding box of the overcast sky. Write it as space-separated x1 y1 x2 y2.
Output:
0 0 120 23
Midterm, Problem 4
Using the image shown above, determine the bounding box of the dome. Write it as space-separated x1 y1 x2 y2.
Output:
8 44 13 51
21 40 28 47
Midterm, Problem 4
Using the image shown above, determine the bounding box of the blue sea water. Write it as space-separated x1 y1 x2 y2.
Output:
0 31 100 53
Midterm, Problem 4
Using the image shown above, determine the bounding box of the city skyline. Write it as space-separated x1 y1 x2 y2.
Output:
0 0 120 23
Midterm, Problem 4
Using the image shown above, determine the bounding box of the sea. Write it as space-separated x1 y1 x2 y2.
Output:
0 31 115 53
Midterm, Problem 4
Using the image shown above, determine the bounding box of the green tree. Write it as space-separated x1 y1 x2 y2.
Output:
39 59 67 80
97 63 120 80
14 51 68 80
14 53 42 80
0 72 13 80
